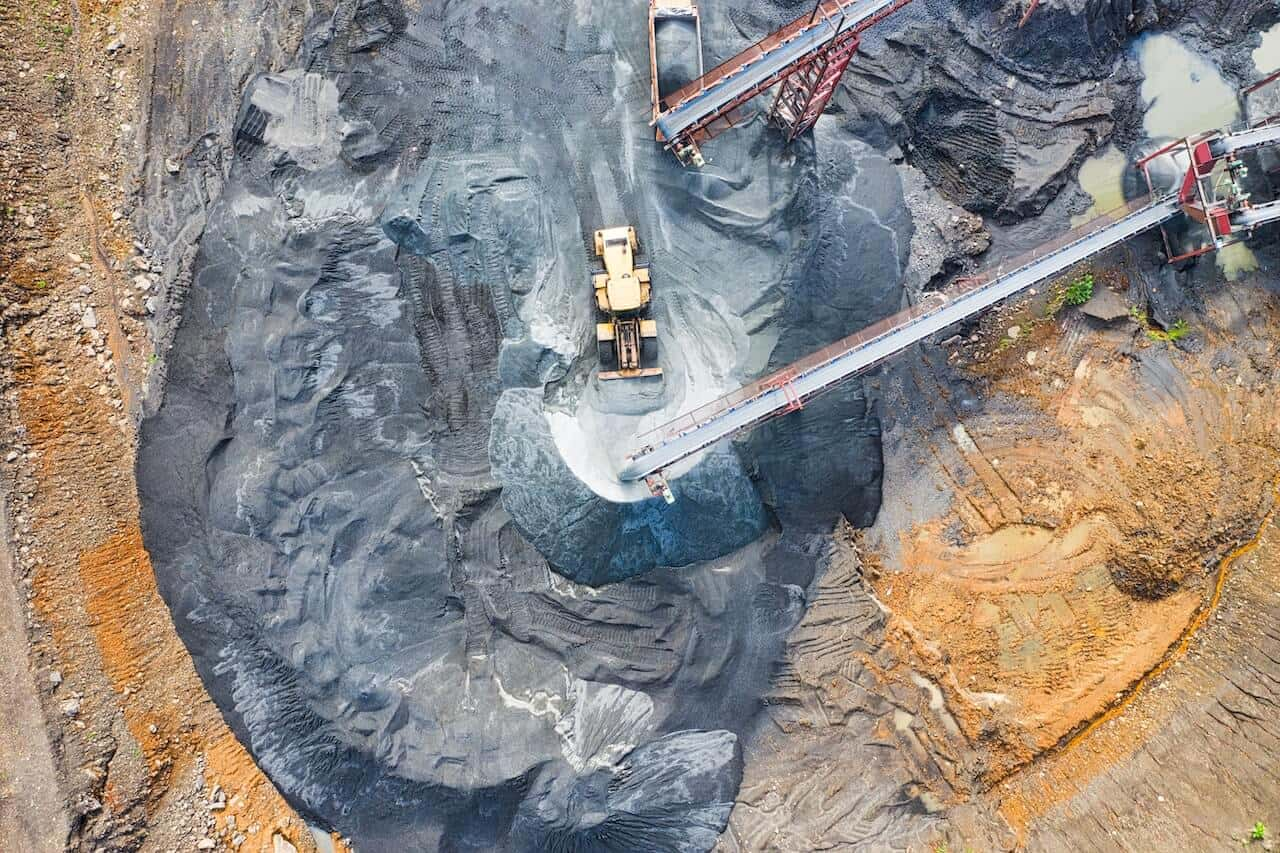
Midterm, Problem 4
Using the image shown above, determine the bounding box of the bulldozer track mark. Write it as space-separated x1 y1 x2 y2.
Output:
473 193 522 340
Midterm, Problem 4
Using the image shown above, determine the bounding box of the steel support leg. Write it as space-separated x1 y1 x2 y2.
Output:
767 30 861 142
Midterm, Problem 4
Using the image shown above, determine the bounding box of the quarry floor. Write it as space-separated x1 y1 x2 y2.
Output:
1 1 1278 852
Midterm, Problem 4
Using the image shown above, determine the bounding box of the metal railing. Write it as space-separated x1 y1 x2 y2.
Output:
634 194 1166 450
655 0 912 137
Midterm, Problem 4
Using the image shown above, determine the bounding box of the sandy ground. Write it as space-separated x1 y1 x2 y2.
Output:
876 273 1275 847
718 248 1280 850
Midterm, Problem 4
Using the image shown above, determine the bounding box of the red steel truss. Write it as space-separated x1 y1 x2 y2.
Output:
653 0 913 163
766 24 861 142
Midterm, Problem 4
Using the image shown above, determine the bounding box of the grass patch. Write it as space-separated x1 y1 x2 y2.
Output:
1044 271 1095 318
1064 272 1094 306
1146 318 1189 342
1128 307 1190 344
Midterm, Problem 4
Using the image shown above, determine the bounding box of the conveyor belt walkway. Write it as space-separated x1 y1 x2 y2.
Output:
1233 198 1280 230
654 0 912 161
621 125 1280 496
622 122 1280 491
619 196 1180 483
1212 122 1280 156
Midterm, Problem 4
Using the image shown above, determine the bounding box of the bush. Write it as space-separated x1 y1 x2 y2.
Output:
1252 821 1267 841
1146 318 1189 342
1064 273 1094 306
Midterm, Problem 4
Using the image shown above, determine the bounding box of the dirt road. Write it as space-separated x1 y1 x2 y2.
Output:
0 496 66 851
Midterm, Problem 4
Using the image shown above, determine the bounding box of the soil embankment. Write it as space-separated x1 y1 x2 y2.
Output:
0 0 325 849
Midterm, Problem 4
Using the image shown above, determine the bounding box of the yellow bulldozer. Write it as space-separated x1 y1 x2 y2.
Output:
593 225 662 380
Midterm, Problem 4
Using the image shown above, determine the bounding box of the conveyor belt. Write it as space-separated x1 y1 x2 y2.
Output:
1210 121 1280 156
619 196 1181 482
1233 198 1280 229
654 0 904 143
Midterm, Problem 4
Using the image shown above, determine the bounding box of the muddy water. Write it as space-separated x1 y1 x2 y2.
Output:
1072 145 1127 226
1135 34 1238 138
1216 241 1261 280
1253 22 1280 74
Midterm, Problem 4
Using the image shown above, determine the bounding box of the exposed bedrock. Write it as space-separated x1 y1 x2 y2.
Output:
953 0 1155 82
839 0 1279 226
839 0 1134 221
513 729 742 853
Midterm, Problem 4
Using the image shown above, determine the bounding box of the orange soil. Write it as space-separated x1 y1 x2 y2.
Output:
865 280 1280 823
996 474 1280 840
1 0 338 848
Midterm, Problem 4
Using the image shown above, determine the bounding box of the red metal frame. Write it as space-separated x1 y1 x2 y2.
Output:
767 26 861 142
1242 70 1280 127
649 1 704 128
761 368 805 415
1137 133 1233 261
1017 0 1041 28
1244 68 1280 97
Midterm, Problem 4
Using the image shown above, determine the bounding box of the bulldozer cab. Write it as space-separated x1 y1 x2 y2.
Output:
596 227 636 277
593 225 651 315
606 273 644 313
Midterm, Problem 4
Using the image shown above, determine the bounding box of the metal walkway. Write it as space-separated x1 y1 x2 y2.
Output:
618 196 1181 482
1234 198 1280 229
1211 121 1280 156
654 0 910 153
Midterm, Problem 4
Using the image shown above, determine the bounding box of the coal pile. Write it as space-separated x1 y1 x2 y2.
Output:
138 0 902 847
133 0 1261 845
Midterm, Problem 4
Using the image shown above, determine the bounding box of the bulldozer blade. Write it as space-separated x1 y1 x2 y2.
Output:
598 367 664 381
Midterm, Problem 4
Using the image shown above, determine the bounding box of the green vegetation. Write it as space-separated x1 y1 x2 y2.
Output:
1252 821 1267 842
1146 318 1189 342
1128 307 1190 344
1064 272 1095 306
1044 271 1095 318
